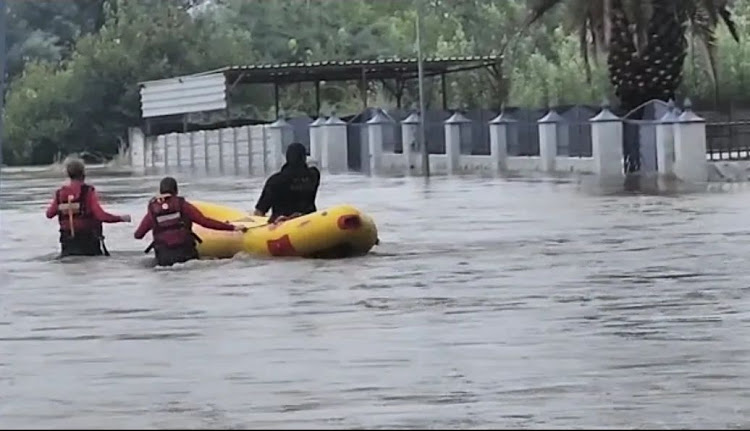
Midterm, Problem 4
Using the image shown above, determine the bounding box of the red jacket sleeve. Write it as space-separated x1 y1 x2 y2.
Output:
45 193 59 219
182 201 236 231
133 213 154 239
86 188 123 223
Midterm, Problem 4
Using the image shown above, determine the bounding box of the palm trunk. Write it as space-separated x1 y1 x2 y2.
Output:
606 0 687 173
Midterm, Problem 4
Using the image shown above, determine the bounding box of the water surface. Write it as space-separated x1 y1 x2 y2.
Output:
1 167 749 429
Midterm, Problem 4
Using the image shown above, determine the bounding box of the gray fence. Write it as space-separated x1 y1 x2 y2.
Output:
186 102 744 173
255 105 601 170
288 116 313 152
701 106 750 161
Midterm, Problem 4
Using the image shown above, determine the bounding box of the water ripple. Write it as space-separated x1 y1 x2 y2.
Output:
1 170 750 429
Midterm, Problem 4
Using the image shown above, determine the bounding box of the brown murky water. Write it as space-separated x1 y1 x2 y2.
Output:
1 166 749 429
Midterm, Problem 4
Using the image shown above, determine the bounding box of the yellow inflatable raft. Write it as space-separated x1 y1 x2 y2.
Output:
189 201 379 259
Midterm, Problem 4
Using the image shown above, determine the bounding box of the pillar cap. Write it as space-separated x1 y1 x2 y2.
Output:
659 101 679 124
402 112 420 125
310 117 327 127
268 118 291 128
538 110 563 124
489 109 517 124
445 112 471 124
677 98 705 123
590 107 621 123
367 111 391 125
324 116 346 125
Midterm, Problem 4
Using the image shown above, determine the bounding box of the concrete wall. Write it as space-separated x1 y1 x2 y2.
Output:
129 124 284 176
127 109 614 180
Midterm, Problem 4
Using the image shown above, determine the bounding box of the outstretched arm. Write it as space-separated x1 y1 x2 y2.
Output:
88 189 128 223
183 201 238 231
133 214 154 239
45 194 59 219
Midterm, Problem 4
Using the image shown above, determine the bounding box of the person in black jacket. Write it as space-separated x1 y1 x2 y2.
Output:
254 142 321 223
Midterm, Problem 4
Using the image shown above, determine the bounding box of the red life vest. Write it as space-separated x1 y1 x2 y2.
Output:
56 183 99 235
147 195 195 249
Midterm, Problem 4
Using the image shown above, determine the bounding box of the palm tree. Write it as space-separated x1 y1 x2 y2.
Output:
525 0 740 172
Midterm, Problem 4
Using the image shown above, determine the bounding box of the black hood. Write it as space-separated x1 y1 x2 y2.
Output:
282 142 307 170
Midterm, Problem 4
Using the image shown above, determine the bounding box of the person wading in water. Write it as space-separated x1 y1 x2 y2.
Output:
134 176 247 267
45 159 131 257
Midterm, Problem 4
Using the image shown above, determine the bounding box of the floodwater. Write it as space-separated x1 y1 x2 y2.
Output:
1 166 750 429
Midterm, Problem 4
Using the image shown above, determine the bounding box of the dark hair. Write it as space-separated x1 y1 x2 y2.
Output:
65 159 86 181
159 176 179 195
285 142 307 168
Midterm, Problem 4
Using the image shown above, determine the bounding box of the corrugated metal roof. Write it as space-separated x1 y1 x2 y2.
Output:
138 55 501 118
139 55 501 86
140 73 227 118
208 55 498 72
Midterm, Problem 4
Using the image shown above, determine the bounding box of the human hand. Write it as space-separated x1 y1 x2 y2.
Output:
120 214 132 222
275 213 301 224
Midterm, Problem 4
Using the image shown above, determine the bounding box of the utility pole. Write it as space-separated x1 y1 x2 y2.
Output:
0 0 5 168
415 0 429 177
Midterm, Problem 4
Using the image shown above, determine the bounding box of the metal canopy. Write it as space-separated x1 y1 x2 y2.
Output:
138 55 502 122
190 55 501 85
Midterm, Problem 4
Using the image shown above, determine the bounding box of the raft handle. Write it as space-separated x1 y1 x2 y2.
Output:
337 214 362 230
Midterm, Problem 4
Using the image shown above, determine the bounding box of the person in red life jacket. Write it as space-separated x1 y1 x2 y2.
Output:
134 176 248 267
45 159 131 257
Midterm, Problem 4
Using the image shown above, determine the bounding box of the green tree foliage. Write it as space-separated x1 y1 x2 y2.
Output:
4 62 74 164
3 0 253 164
683 0 750 105
5 0 106 80
2 0 749 165
524 0 741 111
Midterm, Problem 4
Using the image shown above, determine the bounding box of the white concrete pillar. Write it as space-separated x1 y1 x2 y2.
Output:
444 112 470 174
217 128 225 173
538 110 562 172
128 127 145 169
321 115 348 174
202 130 210 170
673 99 708 183
401 113 420 176
656 102 678 176
145 136 156 168
309 117 326 166
245 126 263 175
156 135 166 168
163 134 172 168
590 106 624 178
179 132 191 168
488 110 515 174
166 134 177 169
366 111 389 176
260 125 269 175
188 130 196 167
267 118 294 172
232 127 239 174
175 133 183 168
